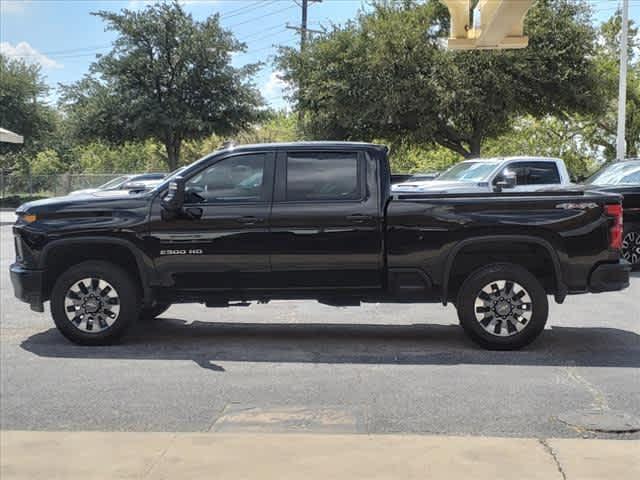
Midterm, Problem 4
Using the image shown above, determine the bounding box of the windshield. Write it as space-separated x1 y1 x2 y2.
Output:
150 150 229 194
163 166 188 183
586 162 640 185
437 162 499 182
98 176 129 190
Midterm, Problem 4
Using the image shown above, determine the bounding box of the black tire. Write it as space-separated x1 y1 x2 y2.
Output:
51 261 140 345
456 263 548 350
139 302 171 321
622 226 640 269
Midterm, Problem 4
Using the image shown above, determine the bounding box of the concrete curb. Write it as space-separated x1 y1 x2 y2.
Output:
1 431 638 480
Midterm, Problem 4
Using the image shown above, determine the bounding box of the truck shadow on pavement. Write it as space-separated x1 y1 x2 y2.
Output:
20 319 640 372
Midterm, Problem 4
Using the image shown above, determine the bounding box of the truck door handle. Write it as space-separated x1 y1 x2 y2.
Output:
346 214 373 223
236 216 264 225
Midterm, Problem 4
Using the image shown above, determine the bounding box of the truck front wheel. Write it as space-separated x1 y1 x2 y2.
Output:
456 263 548 350
50 261 140 345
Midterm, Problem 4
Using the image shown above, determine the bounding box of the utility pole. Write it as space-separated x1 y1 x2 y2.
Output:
616 0 629 162
287 1 323 52
301 0 309 51
287 1 323 121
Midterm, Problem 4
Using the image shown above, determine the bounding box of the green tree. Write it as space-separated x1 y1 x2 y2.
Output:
0 54 56 173
277 0 603 158
30 149 66 176
59 1 264 170
233 111 299 144
387 141 460 173
483 116 597 179
582 13 639 160
73 140 166 174
181 111 300 164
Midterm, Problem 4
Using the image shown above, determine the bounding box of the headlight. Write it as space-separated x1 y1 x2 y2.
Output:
20 214 37 224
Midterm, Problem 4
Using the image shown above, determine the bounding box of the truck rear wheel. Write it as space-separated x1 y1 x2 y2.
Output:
456 263 548 350
51 261 140 345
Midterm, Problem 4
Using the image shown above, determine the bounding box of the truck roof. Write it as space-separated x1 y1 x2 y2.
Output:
461 156 563 163
219 141 388 152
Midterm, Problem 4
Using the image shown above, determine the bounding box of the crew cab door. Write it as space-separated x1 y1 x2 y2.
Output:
493 160 563 192
268 149 384 290
146 151 275 290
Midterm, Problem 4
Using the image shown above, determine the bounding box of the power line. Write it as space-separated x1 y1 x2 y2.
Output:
286 0 323 52
225 3 298 28
242 27 292 44
3 1 298 58
220 0 279 20
239 23 288 41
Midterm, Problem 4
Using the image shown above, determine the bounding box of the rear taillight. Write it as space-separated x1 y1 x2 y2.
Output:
605 204 623 250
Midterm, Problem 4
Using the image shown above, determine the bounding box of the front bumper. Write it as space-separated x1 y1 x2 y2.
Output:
10 263 45 312
588 260 631 293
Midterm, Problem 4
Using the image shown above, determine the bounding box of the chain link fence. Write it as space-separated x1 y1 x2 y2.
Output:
0 173 127 206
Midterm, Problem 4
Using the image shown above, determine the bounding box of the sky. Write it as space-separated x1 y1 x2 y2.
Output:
1 0 639 110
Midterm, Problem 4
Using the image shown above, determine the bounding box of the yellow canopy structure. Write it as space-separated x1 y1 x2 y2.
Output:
442 0 535 50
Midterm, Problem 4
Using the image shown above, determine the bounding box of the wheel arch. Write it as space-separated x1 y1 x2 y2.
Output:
39 237 154 304
442 235 566 306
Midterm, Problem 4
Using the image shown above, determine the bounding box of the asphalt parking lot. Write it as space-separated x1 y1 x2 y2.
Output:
1 211 638 438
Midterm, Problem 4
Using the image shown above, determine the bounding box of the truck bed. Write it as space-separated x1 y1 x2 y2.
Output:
385 188 622 300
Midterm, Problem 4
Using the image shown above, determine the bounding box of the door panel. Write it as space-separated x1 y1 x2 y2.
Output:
146 152 275 290
269 150 383 290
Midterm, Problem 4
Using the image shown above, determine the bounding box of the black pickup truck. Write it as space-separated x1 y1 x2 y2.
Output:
10 142 631 349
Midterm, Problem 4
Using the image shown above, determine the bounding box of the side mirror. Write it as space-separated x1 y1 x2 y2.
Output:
161 177 185 219
494 171 516 192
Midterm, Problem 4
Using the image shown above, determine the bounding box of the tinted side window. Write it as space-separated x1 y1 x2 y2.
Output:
621 171 640 184
509 161 561 185
286 152 360 201
185 154 266 203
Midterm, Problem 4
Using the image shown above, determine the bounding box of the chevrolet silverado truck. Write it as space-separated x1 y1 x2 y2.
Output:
10 142 631 349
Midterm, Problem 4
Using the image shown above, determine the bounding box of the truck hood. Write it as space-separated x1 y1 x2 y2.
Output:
392 180 488 194
16 189 151 217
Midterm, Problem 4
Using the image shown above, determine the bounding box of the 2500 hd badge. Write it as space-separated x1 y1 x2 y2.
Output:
160 249 203 255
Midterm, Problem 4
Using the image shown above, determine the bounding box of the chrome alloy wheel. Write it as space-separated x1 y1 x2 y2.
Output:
64 278 120 333
622 231 640 265
473 280 533 337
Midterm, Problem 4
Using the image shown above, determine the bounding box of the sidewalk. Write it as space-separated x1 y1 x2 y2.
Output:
1 431 638 480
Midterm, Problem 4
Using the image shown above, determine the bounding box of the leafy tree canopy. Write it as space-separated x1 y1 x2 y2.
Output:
59 1 264 169
277 0 604 158
582 13 639 159
0 54 56 172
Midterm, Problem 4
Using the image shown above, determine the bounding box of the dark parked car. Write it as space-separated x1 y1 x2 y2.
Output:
584 159 640 267
11 142 629 350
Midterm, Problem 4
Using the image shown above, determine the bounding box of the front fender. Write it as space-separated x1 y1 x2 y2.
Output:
39 236 157 302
